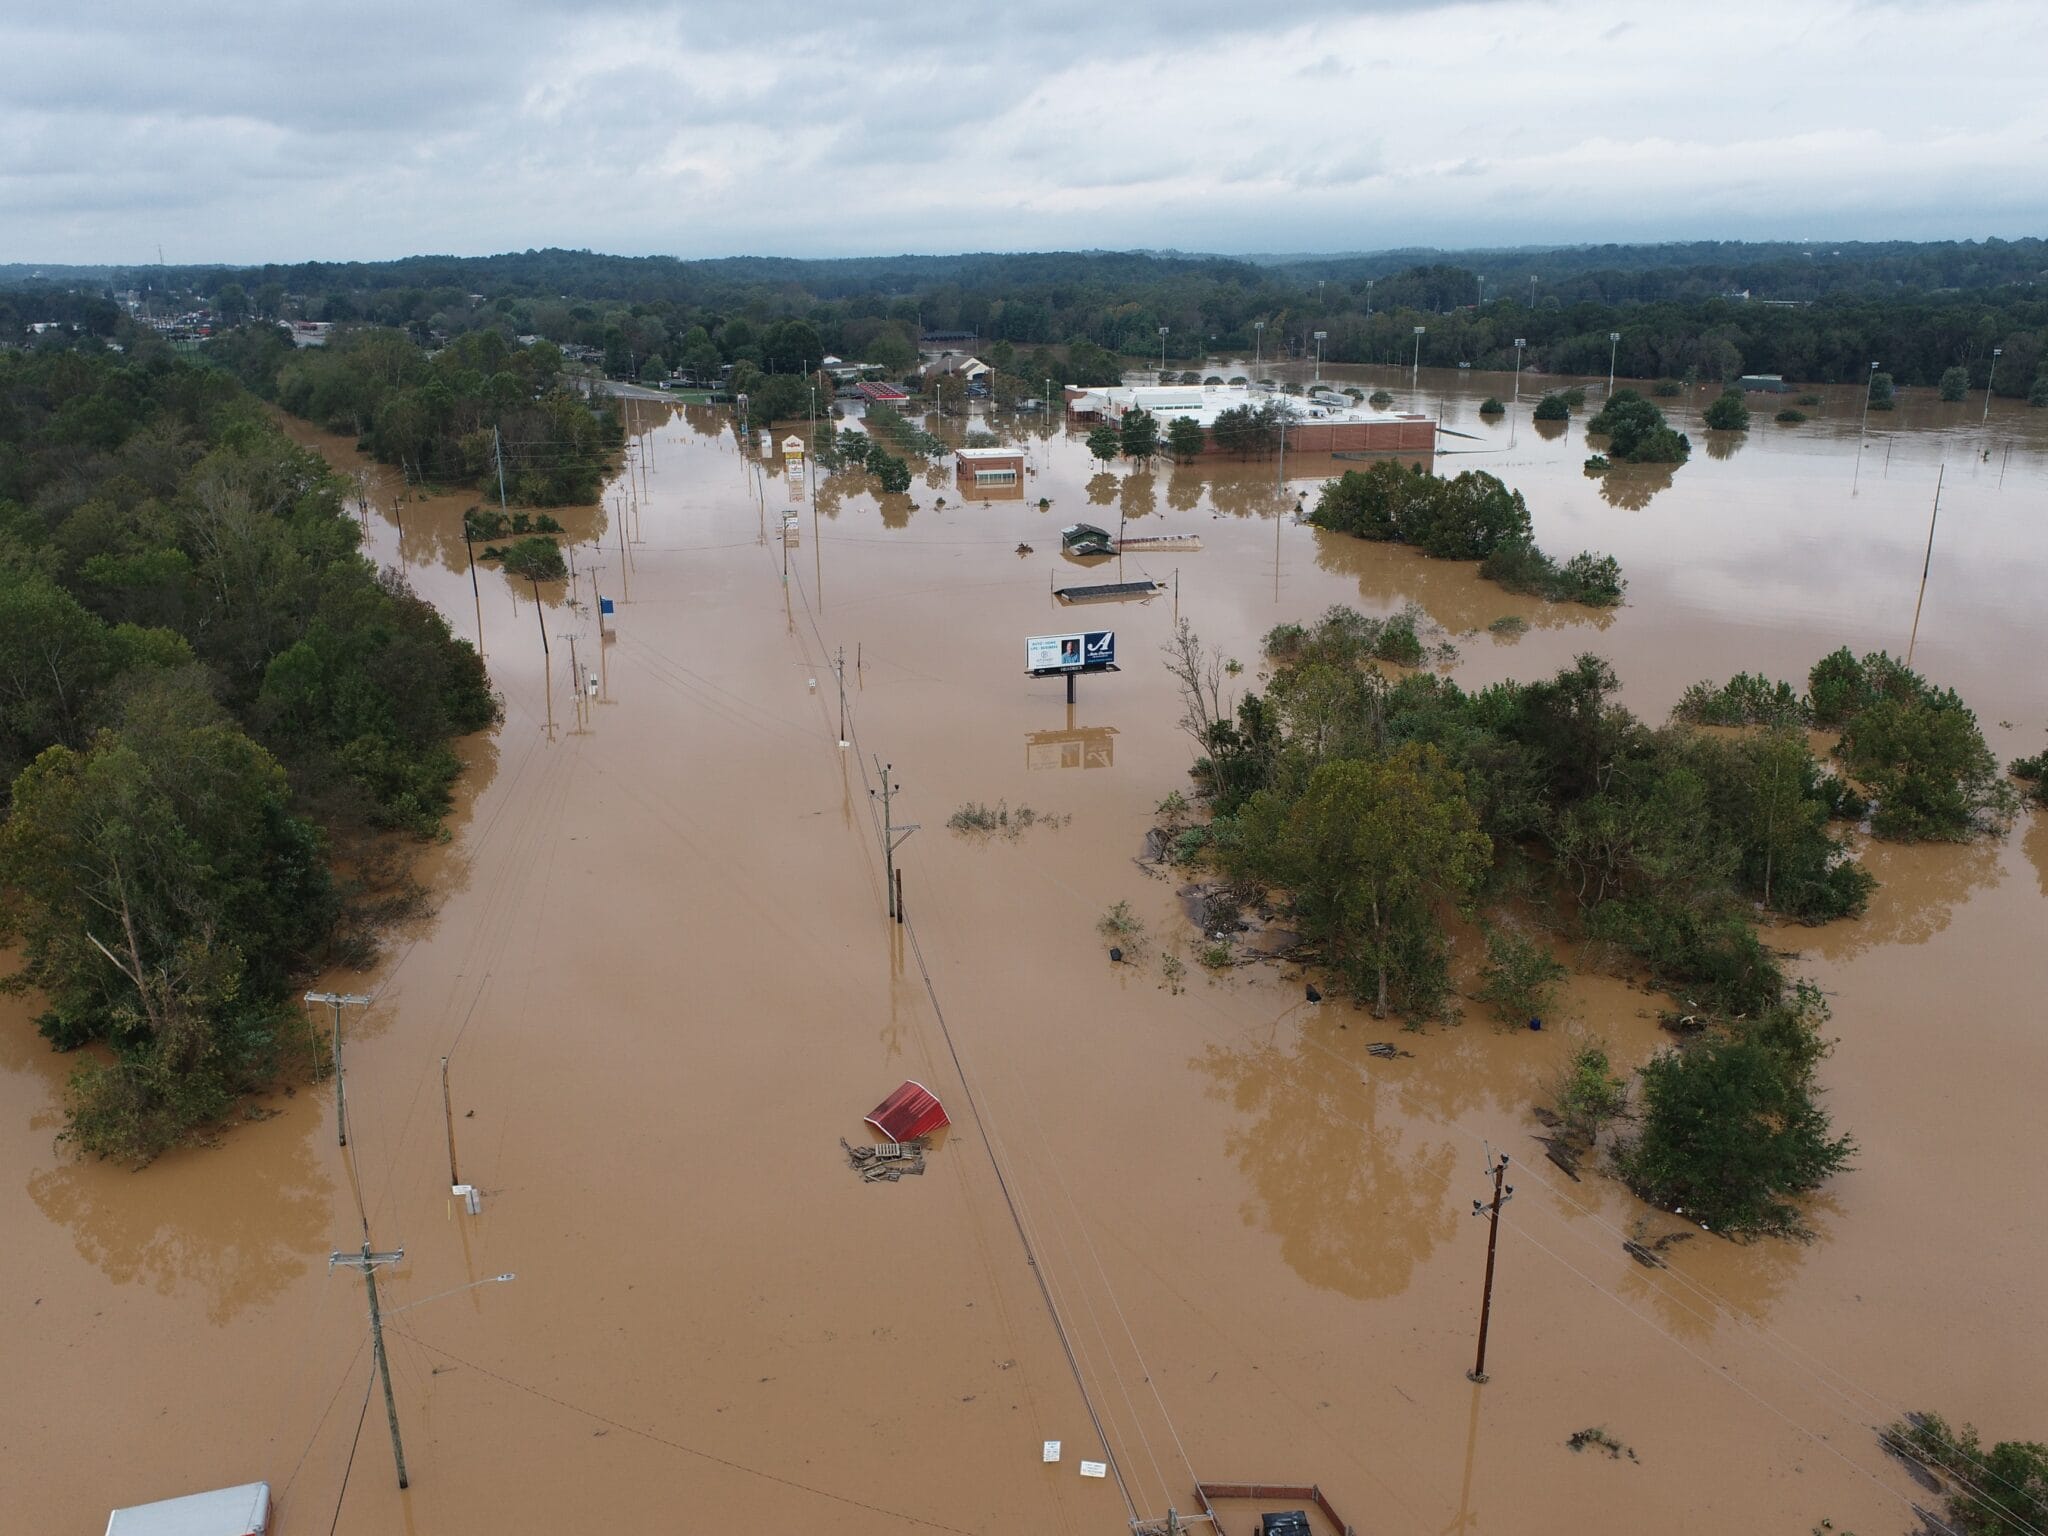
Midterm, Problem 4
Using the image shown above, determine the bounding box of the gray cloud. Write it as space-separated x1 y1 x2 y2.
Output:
1 0 2042 263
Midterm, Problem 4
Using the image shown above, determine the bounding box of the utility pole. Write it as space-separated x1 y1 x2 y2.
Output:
871 760 918 922
1906 464 1945 669
462 517 485 657
836 646 848 749
568 633 583 727
493 426 509 511
440 1056 460 1187
616 498 630 601
330 1241 409 1488
1467 1152 1513 1383
305 991 370 1147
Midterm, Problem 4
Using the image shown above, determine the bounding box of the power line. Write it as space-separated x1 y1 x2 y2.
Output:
386 1331 979 1534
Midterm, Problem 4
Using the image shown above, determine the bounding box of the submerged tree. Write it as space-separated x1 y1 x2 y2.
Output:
1229 745 1489 1017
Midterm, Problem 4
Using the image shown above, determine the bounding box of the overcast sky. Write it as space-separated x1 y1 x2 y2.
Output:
5 0 2043 265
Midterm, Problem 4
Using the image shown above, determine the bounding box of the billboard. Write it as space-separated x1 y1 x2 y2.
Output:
1026 631 1116 675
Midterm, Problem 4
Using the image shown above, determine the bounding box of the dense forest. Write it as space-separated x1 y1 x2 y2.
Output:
7 237 2045 397
211 324 622 503
0 349 497 1160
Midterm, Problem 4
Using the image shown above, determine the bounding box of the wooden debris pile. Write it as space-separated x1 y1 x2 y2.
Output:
841 1137 930 1183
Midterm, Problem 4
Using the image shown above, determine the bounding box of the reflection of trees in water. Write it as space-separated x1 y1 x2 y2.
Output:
1533 418 1568 442
1086 472 1119 506
1807 836 2003 960
28 1115 334 1324
923 462 948 490
1704 431 1746 462
1311 530 1616 638
2027 814 2048 901
1120 470 1157 521
1195 1030 1458 1300
682 404 726 437
877 493 913 529
1208 475 1289 521
1166 467 1203 511
1598 464 1677 510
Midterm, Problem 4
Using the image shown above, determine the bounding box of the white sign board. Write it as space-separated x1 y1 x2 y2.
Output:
1026 631 1115 674
1042 1441 1062 1463
1079 1460 1108 1479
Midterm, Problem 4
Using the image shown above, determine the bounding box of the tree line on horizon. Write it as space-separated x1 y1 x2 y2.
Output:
7 238 2048 401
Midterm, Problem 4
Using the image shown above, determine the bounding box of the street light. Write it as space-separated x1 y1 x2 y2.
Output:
1859 360 1879 449
1254 320 1265 369
1313 330 1327 384
1159 325 1169 376
1984 347 2002 424
1476 273 1485 307
1607 332 1621 397
1528 276 1537 308
1411 325 1427 392
1513 338 1526 407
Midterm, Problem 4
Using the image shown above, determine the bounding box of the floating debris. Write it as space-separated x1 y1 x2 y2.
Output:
841 1137 930 1182
1567 1426 1638 1461
1366 1042 1413 1060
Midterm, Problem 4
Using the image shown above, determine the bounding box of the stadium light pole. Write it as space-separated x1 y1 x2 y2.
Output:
1159 325 1169 376
1411 325 1426 393
1365 278 1374 316
1513 338 1526 407
1607 332 1621 397
1253 320 1265 369
1313 330 1327 385
1984 347 2002 424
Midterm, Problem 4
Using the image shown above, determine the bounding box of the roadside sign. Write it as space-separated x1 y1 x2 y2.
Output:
1026 631 1115 675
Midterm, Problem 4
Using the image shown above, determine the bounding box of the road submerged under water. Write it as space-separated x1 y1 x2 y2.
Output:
6 365 2045 1534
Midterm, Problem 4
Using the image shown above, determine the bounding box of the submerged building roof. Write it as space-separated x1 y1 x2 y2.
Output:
865 1081 950 1143
1067 383 1428 431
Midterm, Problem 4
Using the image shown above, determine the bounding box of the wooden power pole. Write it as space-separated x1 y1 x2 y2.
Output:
330 1240 409 1488
1467 1152 1513 1383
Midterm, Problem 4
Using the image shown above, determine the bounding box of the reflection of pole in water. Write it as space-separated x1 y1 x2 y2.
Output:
1906 464 1945 669
464 525 485 658
1440 1379 1484 1536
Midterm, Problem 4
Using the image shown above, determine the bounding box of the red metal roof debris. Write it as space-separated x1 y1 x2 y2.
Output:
856 381 909 402
865 1080 949 1143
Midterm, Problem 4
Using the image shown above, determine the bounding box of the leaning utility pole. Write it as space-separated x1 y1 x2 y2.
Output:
493 426 509 511
835 646 848 749
871 760 918 922
305 992 370 1147
331 1240 409 1488
1467 1152 1513 1383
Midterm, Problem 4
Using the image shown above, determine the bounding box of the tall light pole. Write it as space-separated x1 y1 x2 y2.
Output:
1983 347 2002 424
1607 332 1621 397
1313 330 1327 384
1528 275 1537 309
1412 325 1426 393
1365 278 1374 316
1857 359 1879 462
1159 325 1169 376
1253 320 1265 369
1476 273 1485 308
1513 338 1526 407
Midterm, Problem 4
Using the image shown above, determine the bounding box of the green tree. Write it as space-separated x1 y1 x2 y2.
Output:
1119 407 1160 460
1703 389 1751 430
1868 370 1896 410
1532 393 1570 421
1230 746 1489 1017
872 452 913 495
499 536 567 583
1617 990 1852 1236
1938 366 1970 402
1886 1413 2048 1536
213 282 249 326
1587 389 1690 462
1477 923 1566 1023
1086 423 1121 465
0 692 334 1159
1167 416 1205 458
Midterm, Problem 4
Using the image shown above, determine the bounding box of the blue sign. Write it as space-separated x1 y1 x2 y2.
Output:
600 597 615 615
1082 631 1115 668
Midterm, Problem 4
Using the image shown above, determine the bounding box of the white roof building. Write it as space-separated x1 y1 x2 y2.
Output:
1065 383 1425 431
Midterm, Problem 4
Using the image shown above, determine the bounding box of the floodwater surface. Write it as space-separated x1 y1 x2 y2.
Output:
5 369 2045 1534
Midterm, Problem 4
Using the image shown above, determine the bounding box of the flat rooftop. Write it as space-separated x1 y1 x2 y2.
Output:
1069 384 1429 430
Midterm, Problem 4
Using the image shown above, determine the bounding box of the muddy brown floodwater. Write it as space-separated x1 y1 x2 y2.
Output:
6 369 2046 1534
